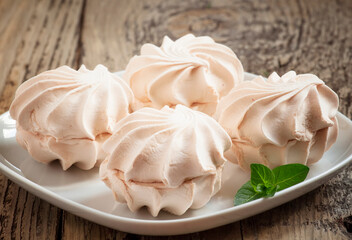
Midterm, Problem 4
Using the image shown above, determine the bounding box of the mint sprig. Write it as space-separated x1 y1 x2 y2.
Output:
234 163 309 206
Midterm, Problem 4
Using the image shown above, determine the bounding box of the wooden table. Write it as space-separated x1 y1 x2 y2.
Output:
0 0 351 239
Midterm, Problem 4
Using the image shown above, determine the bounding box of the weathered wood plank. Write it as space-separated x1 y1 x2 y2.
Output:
60 212 125 240
79 0 142 71
0 178 62 240
0 0 84 239
0 0 35 113
0 0 84 114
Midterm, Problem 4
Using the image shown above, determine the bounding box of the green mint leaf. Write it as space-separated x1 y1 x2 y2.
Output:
273 164 309 191
250 163 275 189
234 181 266 206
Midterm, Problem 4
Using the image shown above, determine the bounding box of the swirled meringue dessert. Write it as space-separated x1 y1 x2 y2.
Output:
100 104 231 216
124 34 244 116
9 65 133 170
214 71 339 171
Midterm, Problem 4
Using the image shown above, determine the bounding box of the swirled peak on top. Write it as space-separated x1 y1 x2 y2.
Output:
214 71 339 171
100 105 231 216
10 64 134 170
124 34 244 115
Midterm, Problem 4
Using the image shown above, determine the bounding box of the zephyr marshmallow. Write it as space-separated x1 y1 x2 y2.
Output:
214 71 339 171
100 105 231 216
10 65 133 170
124 34 244 116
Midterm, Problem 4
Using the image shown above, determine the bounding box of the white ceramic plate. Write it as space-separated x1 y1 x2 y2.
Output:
0 73 351 235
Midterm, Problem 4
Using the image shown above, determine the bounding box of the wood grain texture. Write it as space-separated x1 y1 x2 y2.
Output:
0 0 84 239
0 0 351 239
